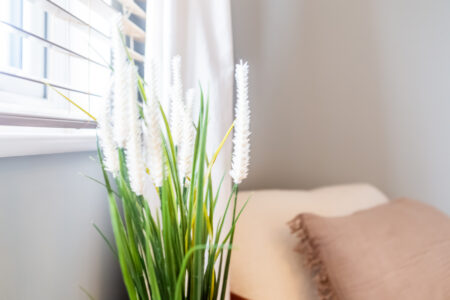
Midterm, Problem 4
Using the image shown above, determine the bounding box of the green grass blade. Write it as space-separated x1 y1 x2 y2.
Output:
220 185 239 300
79 286 96 300
192 92 209 300
92 223 117 257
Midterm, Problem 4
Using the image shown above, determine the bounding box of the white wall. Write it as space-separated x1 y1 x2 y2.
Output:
231 0 450 214
0 152 125 300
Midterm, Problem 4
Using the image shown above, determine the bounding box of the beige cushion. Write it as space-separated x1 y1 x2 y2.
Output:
289 199 450 300
230 184 388 300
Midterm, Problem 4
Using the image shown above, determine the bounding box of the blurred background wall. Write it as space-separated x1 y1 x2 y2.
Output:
231 0 450 214
0 152 125 300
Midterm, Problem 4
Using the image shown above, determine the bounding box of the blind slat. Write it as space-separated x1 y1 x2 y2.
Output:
35 0 111 40
0 20 109 69
119 0 146 19
128 47 144 62
77 0 118 20
123 17 145 42
0 69 102 98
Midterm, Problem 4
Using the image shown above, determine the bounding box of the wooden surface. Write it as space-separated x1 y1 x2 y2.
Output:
231 293 248 300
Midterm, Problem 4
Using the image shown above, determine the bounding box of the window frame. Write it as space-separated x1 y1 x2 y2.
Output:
0 0 114 157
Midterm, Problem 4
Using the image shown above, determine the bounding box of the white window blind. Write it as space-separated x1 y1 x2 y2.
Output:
0 0 146 129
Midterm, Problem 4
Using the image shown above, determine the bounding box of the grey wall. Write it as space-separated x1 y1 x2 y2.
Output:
0 152 125 300
231 0 450 214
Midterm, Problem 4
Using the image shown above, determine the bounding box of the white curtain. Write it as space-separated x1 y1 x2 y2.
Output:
144 0 234 298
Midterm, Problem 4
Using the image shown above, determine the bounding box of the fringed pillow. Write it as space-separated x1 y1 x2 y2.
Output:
289 199 450 300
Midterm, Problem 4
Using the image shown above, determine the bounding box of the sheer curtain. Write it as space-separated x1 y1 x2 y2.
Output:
145 0 234 297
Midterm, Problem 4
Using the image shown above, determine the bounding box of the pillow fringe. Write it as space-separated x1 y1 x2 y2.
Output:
288 215 337 300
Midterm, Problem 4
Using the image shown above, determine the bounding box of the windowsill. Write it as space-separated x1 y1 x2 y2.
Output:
0 126 97 157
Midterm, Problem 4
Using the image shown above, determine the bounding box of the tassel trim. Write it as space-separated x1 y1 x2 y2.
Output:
288 215 337 300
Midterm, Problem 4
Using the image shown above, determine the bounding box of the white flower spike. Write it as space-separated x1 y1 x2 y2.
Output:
97 79 120 176
170 55 184 146
230 60 251 185
144 61 164 187
179 88 196 181
112 16 129 148
125 63 145 195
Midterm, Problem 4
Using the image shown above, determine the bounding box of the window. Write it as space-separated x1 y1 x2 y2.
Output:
0 0 146 156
